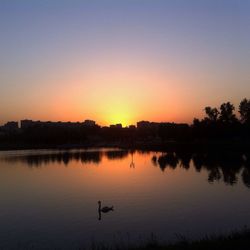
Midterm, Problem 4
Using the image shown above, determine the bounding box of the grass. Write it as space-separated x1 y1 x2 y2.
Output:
5 228 250 249
90 228 250 250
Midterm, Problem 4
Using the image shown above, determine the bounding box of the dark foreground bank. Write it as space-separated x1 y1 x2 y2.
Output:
92 229 250 250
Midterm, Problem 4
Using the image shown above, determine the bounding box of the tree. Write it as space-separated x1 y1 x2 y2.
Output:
239 98 250 124
193 118 200 126
204 106 219 122
219 102 237 123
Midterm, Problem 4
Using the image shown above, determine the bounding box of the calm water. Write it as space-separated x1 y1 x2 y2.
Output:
0 148 250 249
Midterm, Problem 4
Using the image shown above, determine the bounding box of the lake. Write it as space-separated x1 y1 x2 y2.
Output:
0 148 249 249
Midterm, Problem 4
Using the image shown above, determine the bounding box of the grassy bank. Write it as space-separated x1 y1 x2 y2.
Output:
92 229 250 250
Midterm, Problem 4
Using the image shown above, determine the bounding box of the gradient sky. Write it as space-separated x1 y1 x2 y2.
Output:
0 0 249 126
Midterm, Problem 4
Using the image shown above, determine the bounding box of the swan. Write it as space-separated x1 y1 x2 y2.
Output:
98 201 114 213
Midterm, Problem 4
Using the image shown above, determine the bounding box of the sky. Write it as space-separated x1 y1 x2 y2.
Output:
0 0 249 126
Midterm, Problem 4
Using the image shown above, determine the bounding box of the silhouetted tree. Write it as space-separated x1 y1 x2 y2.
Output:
193 118 200 126
204 106 219 122
239 98 250 124
219 102 237 124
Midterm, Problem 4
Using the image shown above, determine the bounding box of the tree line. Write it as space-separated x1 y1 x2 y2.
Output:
192 98 250 140
0 98 250 148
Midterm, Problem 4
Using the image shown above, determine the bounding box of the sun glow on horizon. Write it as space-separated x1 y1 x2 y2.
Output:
99 102 135 127
0 1 248 125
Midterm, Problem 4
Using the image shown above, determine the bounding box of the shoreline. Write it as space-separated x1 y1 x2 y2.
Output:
129 229 250 250
0 140 250 152
3 228 249 249
90 228 250 250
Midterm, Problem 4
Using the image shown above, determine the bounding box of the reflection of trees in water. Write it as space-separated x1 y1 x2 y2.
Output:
3 151 103 167
242 168 250 188
192 154 203 172
208 168 221 183
243 153 250 168
193 152 243 186
137 150 151 155
151 155 157 166
105 150 129 160
158 153 179 171
241 154 250 187
3 150 134 167
79 151 102 164
3 149 250 188
3 150 132 167
176 152 192 169
152 151 250 188
157 151 192 171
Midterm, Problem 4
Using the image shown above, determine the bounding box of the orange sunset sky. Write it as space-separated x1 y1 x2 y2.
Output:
0 0 249 126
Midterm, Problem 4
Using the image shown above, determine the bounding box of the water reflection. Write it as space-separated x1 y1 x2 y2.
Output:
130 151 135 168
1 149 250 188
2 150 104 166
106 150 129 160
153 151 250 187
0 148 250 249
158 152 179 171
